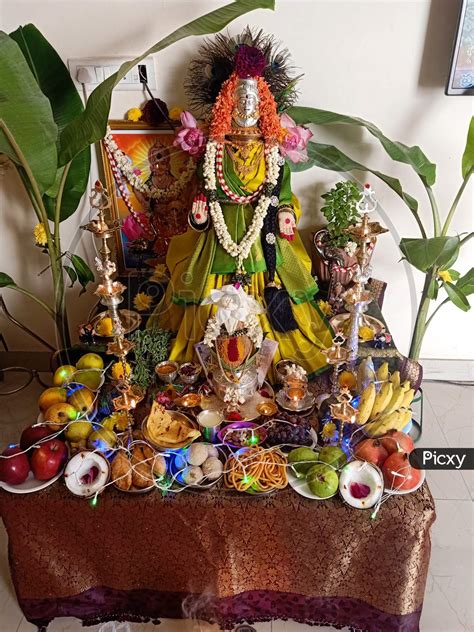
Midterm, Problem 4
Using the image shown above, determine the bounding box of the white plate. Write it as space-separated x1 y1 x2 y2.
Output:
0 464 65 494
287 467 338 501
64 451 110 498
384 467 426 495
338 460 384 509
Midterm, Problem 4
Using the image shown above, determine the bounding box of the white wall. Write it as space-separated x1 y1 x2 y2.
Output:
1 0 473 360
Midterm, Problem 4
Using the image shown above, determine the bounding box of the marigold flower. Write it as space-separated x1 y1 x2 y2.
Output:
438 270 453 283
169 106 184 120
133 292 153 312
34 223 48 247
126 107 142 122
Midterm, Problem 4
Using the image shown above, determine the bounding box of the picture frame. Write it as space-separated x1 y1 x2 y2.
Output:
100 120 197 274
446 0 474 95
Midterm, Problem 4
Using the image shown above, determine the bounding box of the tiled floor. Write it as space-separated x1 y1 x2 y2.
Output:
0 374 472 631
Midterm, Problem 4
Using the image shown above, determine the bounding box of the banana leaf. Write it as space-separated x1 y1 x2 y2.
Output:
462 116 474 179
58 0 275 166
9 24 91 221
0 32 57 194
288 105 436 186
290 141 422 226
399 236 460 272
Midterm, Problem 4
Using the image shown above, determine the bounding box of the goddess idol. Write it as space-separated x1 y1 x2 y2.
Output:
148 30 332 376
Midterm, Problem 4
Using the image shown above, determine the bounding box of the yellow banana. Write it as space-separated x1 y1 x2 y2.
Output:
401 388 415 409
390 370 400 389
401 380 411 392
369 381 393 420
367 409 411 436
376 362 389 382
384 385 406 415
357 383 376 424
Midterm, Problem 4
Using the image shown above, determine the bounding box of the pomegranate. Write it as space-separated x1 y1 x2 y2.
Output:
380 430 414 456
354 438 389 468
382 451 422 491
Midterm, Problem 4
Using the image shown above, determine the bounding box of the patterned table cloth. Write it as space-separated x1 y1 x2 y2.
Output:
0 481 435 631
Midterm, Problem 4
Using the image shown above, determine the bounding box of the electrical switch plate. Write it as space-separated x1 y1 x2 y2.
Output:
68 57 156 90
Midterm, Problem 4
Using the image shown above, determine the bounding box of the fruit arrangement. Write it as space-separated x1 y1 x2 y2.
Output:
354 429 422 492
0 435 68 487
287 446 347 499
265 411 312 447
355 361 415 436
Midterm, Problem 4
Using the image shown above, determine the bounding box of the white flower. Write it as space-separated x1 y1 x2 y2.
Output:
202 284 262 335
344 240 358 256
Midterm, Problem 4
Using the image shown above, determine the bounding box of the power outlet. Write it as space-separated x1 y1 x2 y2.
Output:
68 57 156 90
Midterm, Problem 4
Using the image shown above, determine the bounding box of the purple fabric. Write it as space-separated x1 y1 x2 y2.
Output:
19 588 422 632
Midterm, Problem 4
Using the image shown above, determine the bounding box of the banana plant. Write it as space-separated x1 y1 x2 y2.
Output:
288 107 473 361
0 0 274 349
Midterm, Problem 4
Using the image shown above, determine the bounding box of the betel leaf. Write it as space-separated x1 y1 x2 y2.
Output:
456 267 474 296
0 32 58 194
9 24 91 221
0 272 16 287
462 116 474 179
58 0 275 166
290 141 420 215
399 236 460 272
443 281 470 312
288 106 436 186
70 254 94 294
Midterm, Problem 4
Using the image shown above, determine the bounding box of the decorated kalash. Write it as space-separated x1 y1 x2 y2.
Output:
147 29 333 377
0 30 424 516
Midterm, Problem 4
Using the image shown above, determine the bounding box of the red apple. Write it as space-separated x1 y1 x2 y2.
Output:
382 451 422 491
0 447 30 485
354 438 389 468
20 424 54 452
31 439 68 481
380 430 415 456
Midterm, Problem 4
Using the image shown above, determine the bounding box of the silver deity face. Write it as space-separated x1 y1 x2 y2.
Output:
232 78 260 128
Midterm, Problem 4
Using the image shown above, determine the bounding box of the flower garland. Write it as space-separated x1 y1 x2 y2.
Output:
203 140 281 269
204 314 263 349
103 128 196 201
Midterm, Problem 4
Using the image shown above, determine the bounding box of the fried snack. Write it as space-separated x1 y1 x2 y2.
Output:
111 451 132 491
142 444 167 478
224 446 288 493
131 445 154 489
147 401 200 445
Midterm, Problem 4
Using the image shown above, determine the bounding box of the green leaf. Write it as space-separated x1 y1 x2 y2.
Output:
291 141 420 214
9 25 91 220
0 272 16 287
63 265 77 288
70 254 94 294
456 267 474 296
288 106 436 186
447 269 461 281
58 0 275 166
462 116 474 179
427 277 439 300
399 236 460 272
44 147 91 221
0 32 58 193
443 281 470 312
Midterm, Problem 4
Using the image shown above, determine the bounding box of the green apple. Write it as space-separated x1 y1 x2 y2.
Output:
288 447 319 477
307 463 339 498
318 445 347 469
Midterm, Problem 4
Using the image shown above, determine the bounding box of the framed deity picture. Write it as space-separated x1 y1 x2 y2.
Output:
446 0 474 95
101 121 197 274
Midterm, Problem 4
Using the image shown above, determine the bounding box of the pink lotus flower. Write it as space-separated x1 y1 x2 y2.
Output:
279 113 313 163
122 214 148 241
173 111 206 157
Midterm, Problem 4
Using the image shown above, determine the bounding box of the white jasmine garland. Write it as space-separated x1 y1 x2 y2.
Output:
104 127 195 200
203 141 281 269
344 240 358 256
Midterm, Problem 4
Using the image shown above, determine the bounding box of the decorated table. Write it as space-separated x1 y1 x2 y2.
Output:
0 480 435 632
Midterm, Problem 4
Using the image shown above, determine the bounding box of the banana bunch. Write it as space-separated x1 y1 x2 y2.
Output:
356 363 415 435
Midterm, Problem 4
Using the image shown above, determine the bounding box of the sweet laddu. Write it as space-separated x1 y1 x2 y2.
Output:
148 29 332 377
